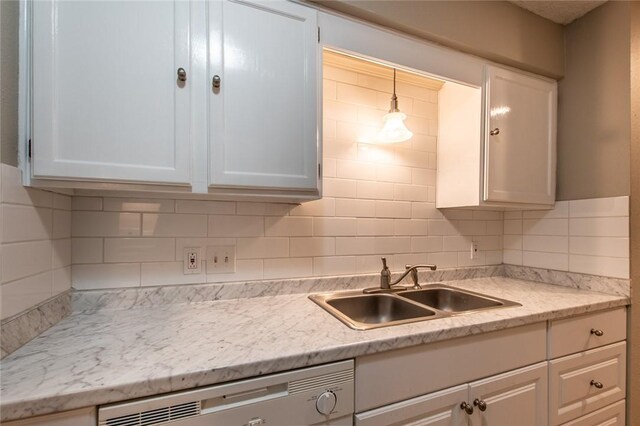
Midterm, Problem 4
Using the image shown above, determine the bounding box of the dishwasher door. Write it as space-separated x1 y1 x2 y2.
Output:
98 360 354 426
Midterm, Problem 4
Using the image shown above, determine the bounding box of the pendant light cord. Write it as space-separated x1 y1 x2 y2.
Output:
393 68 397 96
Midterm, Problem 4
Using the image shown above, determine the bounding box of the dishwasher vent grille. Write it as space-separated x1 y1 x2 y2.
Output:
101 401 201 426
288 368 354 394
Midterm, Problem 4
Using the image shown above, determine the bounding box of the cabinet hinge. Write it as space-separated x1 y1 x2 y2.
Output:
318 27 320 43
318 163 322 178
28 139 32 160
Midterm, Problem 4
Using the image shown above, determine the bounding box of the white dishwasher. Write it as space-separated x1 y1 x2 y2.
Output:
98 360 354 426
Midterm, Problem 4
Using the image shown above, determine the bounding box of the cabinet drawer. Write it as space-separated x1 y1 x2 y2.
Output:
548 308 626 359
549 342 626 425
356 322 546 412
561 400 625 426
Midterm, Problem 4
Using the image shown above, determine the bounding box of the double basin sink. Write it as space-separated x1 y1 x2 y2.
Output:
309 284 520 330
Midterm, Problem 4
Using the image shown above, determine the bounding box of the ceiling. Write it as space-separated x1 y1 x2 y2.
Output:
509 0 607 25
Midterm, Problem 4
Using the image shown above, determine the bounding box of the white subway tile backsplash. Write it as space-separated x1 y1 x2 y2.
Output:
503 219 523 235
263 258 313 280
312 256 357 276
411 203 442 220
72 197 102 211
72 238 103 264
335 236 411 256
175 237 236 260
174 200 234 215
426 251 458 268
2 240 52 283
289 237 335 257
53 194 72 211
265 217 312 237
503 235 523 251
73 212 139 237
522 218 568 236
3 205 52 242
356 181 394 200
1 164 53 208
313 217 357 236
52 266 72 294
104 238 175 263
522 202 568 219
569 217 629 237
1 272 53 319
393 184 428 202
394 219 428 236
206 259 263 283
141 262 206 286
503 249 523 265
569 236 629 258
323 178 357 198
443 235 472 252
569 197 628 218
375 200 411 218
72 263 140 290
522 235 568 254
289 198 335 217
144 214 207 237
522 251 568 271
335 199 375 218
208 215 264 237
376 165 412 184
357 218 394 236
236 202 293 216
569 255 629 279
411 236 443 253
104 198 175 213
52 239 71 269
237 238 289 259
52 210 71 239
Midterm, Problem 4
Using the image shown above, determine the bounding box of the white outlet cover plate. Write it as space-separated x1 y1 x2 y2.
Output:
183 247 202 275
207 245 236 274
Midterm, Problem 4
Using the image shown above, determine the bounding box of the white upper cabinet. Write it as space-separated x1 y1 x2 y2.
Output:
437 65 557 210
207 0 320 192
31 0 192 185
483 66 557 206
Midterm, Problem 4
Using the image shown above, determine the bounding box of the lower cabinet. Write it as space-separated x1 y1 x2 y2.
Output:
355 363 548 426
2 407 96 426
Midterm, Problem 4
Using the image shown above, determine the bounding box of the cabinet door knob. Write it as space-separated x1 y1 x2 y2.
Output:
473 398 487 411
212 75 221 89
489 128 500 136
177 68 187 82
591 328 604 336
460 402 474 415
590 380 604 389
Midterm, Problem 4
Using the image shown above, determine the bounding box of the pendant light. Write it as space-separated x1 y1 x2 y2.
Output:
375 68 413 144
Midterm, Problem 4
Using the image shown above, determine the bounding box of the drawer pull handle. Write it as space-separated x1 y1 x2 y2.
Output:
490 128 500 136
590 380 604 389
591 329 604 336
177 67 187 82
460 402 474 415
473 398 487 411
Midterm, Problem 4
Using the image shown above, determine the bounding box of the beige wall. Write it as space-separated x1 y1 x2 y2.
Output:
0 0 19 167
557 1 631 201
628 2 640 423
311 0 564 78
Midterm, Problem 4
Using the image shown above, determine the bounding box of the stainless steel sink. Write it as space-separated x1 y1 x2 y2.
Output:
309 292 444 330
309 284 520 330
397 285 520 313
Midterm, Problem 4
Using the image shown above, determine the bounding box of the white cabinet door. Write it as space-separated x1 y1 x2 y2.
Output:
208 0 319 191
355 385 469 426
468 362 548 426
483 65 556 205
31 0 192 184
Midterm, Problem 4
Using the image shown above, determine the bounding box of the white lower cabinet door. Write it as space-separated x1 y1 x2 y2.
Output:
560 400 625 426
31 0 193 185
468 362 548 426
354 384 469 426
208 0 320 191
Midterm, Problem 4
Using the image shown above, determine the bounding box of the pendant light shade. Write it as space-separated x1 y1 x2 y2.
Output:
375 69 413 144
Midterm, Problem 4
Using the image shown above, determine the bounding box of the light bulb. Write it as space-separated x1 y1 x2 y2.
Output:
376 111 413 143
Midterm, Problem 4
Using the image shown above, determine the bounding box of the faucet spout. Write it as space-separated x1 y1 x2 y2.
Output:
364 258 437 294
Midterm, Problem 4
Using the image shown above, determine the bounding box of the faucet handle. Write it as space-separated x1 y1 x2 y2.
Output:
381 257 388 269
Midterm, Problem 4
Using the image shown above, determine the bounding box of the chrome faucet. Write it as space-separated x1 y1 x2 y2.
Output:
364 257 437 294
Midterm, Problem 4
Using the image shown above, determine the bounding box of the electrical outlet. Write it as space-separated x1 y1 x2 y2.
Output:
183 247 201 274
207 245 236 274
470 242 478 259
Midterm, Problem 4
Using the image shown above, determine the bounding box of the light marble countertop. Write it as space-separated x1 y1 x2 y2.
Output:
0 276 628 421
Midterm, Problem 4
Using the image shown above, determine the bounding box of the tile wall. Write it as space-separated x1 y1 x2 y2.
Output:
70 59 504 290
0 164 72 319
503 196 629 279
